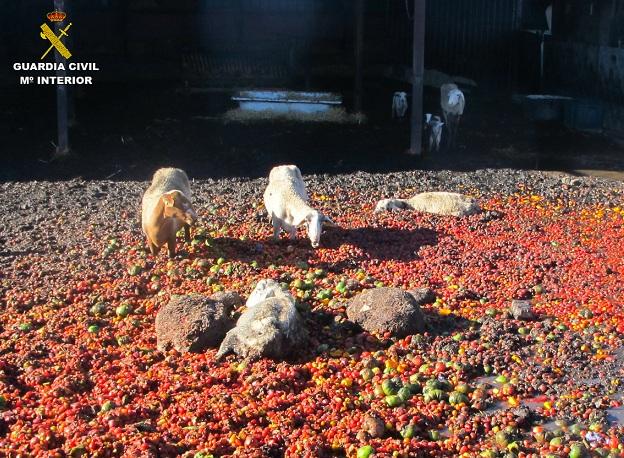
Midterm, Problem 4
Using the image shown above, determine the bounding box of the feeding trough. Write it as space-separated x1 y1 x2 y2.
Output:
232 90 342 115
522 94 573 122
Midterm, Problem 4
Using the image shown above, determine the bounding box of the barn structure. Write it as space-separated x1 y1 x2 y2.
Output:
1 0 623 173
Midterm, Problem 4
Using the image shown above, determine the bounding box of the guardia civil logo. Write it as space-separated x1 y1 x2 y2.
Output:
12 10 99 85
40 10 72 60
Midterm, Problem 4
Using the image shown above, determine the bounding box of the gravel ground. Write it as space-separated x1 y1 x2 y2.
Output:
2 168 622 308
1 168 624 456
2 168 623 264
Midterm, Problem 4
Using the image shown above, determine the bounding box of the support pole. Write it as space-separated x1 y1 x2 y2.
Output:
408 0 425 156
354 0 364 113
54 0 70 156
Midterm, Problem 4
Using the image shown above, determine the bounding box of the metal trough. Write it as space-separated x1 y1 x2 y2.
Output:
232 90 343 115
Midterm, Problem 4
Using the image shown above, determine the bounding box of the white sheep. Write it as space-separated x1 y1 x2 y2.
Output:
440 83 465 148
263 165 335 248
424 113 444 154
374 191 480 217
392 92 408 118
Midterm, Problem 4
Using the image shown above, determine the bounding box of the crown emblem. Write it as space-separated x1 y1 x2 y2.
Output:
47 11 67 22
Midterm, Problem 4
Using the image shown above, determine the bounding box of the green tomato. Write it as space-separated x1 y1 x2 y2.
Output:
87 324 100 334
448 391 469 405
398 386 412 402
360 368 374 381
569 443 585 458
90 302 107 316
116 335 131 346
381 379 400 396
385 395 403 407
429 430 440 441
127 265 142 276
495 375 508 384
100 401 115 412
357 445 374 458
116 303 132 318
495 430 510 448
401 424 416 439
18 322 32 332
406 383 421 394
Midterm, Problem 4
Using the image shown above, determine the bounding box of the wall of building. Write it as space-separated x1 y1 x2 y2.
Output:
547 0 624 135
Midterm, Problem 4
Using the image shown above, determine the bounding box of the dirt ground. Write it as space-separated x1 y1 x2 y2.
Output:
1 81 624 182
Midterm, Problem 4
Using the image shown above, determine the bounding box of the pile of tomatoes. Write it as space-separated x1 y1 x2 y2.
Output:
1 189 624 457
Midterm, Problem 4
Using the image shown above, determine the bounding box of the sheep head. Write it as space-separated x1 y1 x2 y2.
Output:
162 190 196 226
304 211 335 248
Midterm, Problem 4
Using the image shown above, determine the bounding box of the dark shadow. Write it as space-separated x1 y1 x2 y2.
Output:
320 225 438 263
421 309 474 337
2 83 624 183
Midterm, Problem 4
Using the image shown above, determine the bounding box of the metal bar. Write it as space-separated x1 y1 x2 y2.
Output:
408 0 425 156
54 0 70 156
354 0 364 113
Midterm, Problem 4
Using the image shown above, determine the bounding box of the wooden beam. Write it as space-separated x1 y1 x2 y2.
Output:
54 0 70 157
354 0 364 113
408 0 425 156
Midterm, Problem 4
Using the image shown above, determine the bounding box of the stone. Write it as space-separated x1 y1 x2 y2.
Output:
346 287 426 337
362 413 386 438
510 299 534 320
155 292 242 353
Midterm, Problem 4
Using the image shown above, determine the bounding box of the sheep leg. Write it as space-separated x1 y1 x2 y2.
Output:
287 225 297 240
184 224 191 244
272 218 281 241
147 237 159 256
167 237 177 258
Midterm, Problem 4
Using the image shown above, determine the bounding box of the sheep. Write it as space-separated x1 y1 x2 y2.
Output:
141 167 197 258
263 165 335 248
392 91 408 119
374 191 480 217
215 279 307 361
440 83 465 149
424 113 444 154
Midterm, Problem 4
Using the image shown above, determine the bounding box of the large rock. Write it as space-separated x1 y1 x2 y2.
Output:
216 280 307 361
346 287 429 337
155 292 242 353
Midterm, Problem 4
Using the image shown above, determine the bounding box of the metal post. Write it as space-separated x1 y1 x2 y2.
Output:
408 0 425 156
54 0 70 156
354 0 364 113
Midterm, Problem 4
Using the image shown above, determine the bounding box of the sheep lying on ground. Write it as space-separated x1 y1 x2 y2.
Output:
216 280 307 361
374 191 480 217
141 167 197 258
263 165 335 248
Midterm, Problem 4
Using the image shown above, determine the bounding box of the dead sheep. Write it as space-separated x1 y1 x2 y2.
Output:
216 279 307 361
374 191 480 217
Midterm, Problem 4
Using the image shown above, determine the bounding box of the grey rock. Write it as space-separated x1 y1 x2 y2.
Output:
346 287 425 337
510 299 534 320
155 292 242 353
362 413 386 438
